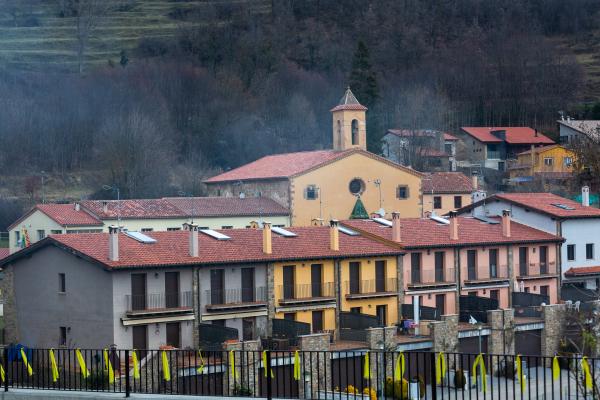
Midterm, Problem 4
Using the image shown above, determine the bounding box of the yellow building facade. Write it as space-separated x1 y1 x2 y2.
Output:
509 144 575 179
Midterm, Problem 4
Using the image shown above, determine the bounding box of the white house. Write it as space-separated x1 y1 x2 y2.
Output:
456 189 600 292
557 119 600 144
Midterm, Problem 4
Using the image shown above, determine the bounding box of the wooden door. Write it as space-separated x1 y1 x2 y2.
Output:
519 247 528 276
375 260 386 292
131 274 147 310
210 269 224 304
411 253 421 284
311 264 322 297
349 262 360 294
165 271 179 308
241 268 255 302
311 310 323 333
540 246 548 274
166 322 181 348
283 265 295 299
132 325 147 351
435 294 445 316
467 250 477 280
435 252 444 282
489 249 498 278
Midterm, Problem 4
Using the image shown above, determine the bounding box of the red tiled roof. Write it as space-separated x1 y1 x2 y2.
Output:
422 172 473 194
204 149 422 183
342 216 561 249
492 193 600 218
444 133 458 141
163 197 289 217
81 199 184 219
6 227 402 269
0 249 9 261
330 104 368 111
517 144 566 155
461 127 554 145
565 266 600 276
386 129 437 138
8 204 102 230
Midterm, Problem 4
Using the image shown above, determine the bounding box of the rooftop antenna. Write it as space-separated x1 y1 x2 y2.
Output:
102 185 121 229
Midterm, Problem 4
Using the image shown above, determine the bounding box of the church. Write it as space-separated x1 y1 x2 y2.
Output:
204 88 424 226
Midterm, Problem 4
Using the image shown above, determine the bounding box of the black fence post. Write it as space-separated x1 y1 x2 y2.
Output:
3 347 7 392
430 352 437 400
266 350 272 400
125 349 130 397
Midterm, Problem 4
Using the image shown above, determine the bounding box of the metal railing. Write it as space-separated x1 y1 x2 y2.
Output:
2 348 598 399
205 287 267 306
344 278 397 295
408 268 456 285
519 262 555 277
277 282 335 301
465 264 509 281
125 291 193 312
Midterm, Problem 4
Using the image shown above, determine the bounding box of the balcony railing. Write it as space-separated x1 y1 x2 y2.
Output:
278 282 335 301
125 291 192 313
407 268 455 286
518 262 556 277
205 287 267 306
465 264 509 282
344 278 397 296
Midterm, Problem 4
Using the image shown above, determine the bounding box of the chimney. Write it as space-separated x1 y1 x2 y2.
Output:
392 211 401 243
108 225 119 261
330 220 340 251
502 210 511 238
311 218 324 227
582 186 590 207
74 202 80 211
471 174 478 190
262 222 272 254
186 223 199 257
102 201 109 213
449 211 458 240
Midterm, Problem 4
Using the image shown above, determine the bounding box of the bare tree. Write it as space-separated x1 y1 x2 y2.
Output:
567 125 600 190
72 0 113 74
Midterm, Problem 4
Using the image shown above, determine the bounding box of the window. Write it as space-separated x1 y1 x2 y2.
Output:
586 243 594 260
540 285 549 297
567 244 576 261
242 318 254 341
524 287 530 293
167 227 181 231
433 196 442 209
564 157 573 167
348 178 365 195
51 230 62 234
468 291 477 296
312 310 324 333
376 305 387 326
283 313 296 321
37 230 45 241
543 157 554 166
489 248 498 278
14 231 20 244
305 185 318 200
454 196 462 209
435 294 445 316
434 251 445 282
375 261 386 292
349 262 361 294
283 265 295 299
445 143 453 155
350 307 361 314
490 290 499 301
410 253 421 284
351 119 359 145
141 228 153 232
59 327 67 346
397 185 409 199
467 249 477 280
58 273 66 293
221 226 233 229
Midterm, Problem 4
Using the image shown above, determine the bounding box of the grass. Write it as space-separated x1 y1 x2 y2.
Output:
0 0 271 72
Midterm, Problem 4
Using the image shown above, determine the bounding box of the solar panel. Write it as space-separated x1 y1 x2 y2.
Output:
551 203 575 210
124 231 157 243
200 229 231 240
430 215 450 225
372 217 392 227
271 226 297 237
338 226 359 236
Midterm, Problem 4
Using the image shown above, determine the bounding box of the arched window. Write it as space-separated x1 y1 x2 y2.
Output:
351 119 359 145
337 120 342 148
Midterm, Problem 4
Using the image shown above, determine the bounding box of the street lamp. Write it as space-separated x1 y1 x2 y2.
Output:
102 185 121 228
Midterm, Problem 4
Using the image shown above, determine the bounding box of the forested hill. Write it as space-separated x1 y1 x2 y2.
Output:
0 0 599 208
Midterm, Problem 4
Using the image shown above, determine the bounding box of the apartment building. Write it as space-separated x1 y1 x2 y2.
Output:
0 222 404 349
342 211 563 314
7 197 290 254
421 172 476 216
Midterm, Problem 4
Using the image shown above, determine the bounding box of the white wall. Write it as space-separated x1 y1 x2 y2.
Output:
562 219 600 273
472 200 558 234
9 211 68 254
112 268 194 349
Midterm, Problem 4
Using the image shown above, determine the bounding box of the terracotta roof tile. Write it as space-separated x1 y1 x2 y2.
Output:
342 217 561 248
23 227 402 269
444 133 458 141
565 266 600 276
80 199 184 219
9 204 102 230
422 172 473 194
493 193 600 218
0 248 9 261
461 127 554 144
163 197 289 217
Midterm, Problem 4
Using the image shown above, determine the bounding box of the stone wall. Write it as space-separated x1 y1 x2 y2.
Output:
1 265 19 344
541 304 566 358
298 333 330 399
224 340 261 396
206 180 290 209
487 309 515 372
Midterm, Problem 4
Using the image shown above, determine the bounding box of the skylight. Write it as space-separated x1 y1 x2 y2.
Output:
339 226 359 236
372 217 392 227
271 227 297 237
430 215 450 225
551 203 575 210
200 229 231 240
124 231 157 244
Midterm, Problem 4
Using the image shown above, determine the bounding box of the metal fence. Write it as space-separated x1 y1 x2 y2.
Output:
1 348 598 399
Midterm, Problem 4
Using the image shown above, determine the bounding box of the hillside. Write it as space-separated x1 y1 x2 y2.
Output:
0 0 271 71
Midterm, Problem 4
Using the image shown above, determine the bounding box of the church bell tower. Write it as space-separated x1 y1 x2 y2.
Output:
330 87 367 151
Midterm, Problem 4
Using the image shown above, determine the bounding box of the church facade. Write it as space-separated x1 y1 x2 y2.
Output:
204 89 424 226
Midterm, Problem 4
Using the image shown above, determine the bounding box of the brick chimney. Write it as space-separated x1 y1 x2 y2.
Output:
330 220 340 251
472 174 478 190
582 186 590 207
102 201 109 213
185 223 199 257
392 211 401 243
74 202 80 211
502 210 511 238
263 222 272 254
449 211 458 240
108 225 119 261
